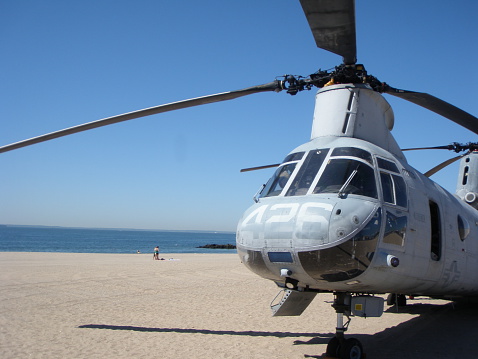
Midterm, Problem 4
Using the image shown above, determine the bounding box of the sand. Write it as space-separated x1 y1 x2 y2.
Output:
1 252 477 359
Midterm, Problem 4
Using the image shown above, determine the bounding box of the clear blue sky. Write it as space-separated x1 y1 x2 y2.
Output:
1 0 477 231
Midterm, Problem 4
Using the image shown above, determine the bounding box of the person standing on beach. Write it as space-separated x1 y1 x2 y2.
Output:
153 246 160 260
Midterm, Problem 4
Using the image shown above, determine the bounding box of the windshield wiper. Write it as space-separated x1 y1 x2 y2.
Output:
338 168 358 198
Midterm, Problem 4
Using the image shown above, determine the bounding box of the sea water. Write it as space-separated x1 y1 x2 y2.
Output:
0 225 237 254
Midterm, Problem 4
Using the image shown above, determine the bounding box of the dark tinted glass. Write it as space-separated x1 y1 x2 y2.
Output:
332 147 373 164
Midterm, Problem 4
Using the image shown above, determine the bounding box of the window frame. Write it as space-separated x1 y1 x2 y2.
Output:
377 157 408 209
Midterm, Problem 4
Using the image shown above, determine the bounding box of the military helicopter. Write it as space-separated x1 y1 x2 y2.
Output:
1 0 478 358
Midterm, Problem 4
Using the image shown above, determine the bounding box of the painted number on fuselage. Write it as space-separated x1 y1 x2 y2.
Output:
243 202 332 225
265 203 299 224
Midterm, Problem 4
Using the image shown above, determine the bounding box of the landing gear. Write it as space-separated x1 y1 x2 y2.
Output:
326 293 364 359
341 338 363 359
326 336 363 359
386 293 407 306
326 337 340 357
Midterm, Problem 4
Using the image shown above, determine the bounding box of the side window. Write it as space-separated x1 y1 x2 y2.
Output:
260 152 304 198
393 175 407 207
383 211 407 246
378 158 407 208
380 173 394 203
262 163 297 197
377 157 399 173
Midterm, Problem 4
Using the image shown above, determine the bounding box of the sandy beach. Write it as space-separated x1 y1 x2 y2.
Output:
1 252 477 359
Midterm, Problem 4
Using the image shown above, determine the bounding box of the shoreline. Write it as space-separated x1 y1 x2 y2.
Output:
0 226 236 254
1 252 475 358
0 250 238 256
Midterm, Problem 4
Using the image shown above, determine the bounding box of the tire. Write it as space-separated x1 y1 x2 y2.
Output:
397 294 407 306
387 293 407 306
340 338 363 359
326 336 340 357
386 293 395 306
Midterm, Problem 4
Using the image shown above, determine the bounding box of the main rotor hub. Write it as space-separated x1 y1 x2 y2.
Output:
280 64 386 96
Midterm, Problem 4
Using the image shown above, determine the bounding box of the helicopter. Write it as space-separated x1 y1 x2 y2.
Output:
1 0 478 358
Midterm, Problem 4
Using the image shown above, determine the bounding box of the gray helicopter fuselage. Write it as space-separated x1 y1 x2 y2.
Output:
236 84 478 298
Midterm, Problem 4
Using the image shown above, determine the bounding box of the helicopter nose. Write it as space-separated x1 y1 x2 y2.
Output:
236 197 379 284
327 200 378 246
237 197 377 250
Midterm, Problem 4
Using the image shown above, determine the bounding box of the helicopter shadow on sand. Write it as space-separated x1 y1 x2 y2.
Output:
77 323 325 340
78 300 478 358
299 300 478 359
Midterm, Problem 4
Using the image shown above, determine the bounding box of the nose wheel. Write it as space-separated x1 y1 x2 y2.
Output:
326 293 365 359
326 337 363 359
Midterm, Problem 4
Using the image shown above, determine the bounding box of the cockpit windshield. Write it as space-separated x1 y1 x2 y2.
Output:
313 159 377 198
260 147 378 199
262 152 304 197
262 163 297 197
286 149 328 196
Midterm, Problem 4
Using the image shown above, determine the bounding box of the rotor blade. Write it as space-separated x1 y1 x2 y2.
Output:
402 142 478 153
424 153 467 177
402 146 452 151
0 81 280 154
299 0 356 64
240 163 280 173
384 86 478 134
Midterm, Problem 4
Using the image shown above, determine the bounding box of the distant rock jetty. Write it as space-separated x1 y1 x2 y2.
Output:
197 244 236 249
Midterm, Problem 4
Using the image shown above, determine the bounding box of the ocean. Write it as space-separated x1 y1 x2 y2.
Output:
0 225 237 254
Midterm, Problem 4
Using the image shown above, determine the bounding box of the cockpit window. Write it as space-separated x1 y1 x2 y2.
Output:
260 147 379 199
377 157 407 208
377 158 399 173
393 175 407 207
332 147 373 165
262 163 297 197
380 172 407 207
380 173 394 203
313 159 378 198
286 149 329 196
260 152 304 198
282 152 305 163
